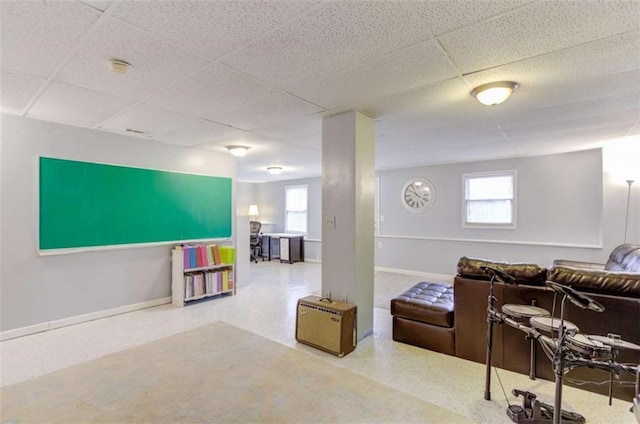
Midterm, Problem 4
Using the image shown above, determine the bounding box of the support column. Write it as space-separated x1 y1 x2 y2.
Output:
321 111 375 340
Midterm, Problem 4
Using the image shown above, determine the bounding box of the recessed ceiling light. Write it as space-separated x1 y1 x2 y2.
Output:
267 166 283 175
471 81 518 106
227 145 250 157
108 59 131 74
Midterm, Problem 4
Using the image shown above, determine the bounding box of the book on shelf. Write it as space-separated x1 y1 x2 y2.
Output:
177 244 236 270
189 247 197 269
219 246 236 264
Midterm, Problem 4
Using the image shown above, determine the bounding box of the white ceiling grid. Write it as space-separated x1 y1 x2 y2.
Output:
0 0 638 182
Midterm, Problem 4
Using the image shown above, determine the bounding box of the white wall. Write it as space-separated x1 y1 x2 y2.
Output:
245 177 323 260
0 115 236 333
249 148 639 274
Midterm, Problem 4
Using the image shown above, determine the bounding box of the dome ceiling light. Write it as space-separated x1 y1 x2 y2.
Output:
108 59 131 74
471 81 519 106
227 145 250 157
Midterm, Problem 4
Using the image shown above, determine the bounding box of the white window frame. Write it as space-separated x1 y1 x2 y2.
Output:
285 184 308 234
462 170 517 229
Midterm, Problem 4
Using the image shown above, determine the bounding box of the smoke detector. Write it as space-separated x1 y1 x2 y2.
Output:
108 59 130 74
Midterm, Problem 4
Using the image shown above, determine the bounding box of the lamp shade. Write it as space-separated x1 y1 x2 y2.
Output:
248 204 259 217
471 81 518 106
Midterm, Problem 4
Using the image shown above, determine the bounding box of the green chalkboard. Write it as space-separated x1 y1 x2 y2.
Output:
39 157 232 251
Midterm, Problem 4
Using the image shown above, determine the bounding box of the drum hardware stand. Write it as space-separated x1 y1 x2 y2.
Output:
479 269 640 423
608 344 618 406
507 389 585 424
634 367 639 421
484 268 500 401
527 332 537 380
528 299 539 380
551 294 570 424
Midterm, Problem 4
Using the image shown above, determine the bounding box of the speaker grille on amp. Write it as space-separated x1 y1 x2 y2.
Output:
295 296 357 357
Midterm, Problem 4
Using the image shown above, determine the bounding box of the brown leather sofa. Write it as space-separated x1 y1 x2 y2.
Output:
453 244 640 400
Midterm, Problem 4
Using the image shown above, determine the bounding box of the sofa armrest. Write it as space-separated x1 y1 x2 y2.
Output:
547 265 640 298
552 259 605 270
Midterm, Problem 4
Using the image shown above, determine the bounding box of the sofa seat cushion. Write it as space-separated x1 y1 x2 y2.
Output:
390 282 454 328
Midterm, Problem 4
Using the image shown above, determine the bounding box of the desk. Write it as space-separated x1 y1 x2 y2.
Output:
260 233 305 263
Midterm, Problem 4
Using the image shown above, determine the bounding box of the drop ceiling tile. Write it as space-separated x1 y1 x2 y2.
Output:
100 104 241 146
147 63 279 119
439 1 640 74
506 124 634 151
207 135 322 182
209 93 324 131
375 145 450 170
27 82 135 128
463 33 640 114
289 40 458 110
111 0 317 61
55 18 212 101
0 69 47 114
220 1 436 88
201 130 278 154
503 109 639 140
410 0 535 37
376 104 497 141
255 115 323 148
464 31 640 90
77 1 113 12
234 140 322 182
358 79 482 122
0 1 101 77
495 92 640 132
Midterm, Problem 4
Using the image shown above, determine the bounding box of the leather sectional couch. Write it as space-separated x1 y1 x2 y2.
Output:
453 244 640 400
391 244 640 400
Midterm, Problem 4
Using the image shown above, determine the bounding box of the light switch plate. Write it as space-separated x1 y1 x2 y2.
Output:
324 215 336 229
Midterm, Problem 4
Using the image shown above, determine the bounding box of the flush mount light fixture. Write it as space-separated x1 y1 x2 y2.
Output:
108 59 131 74
227 145 250 157
267 166 283 175
471 81 518 106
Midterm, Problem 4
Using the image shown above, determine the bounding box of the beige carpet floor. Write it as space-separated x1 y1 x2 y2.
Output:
0 322 472 423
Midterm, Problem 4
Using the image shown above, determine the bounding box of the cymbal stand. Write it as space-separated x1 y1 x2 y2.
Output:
551 295 570 424
608 345 618 406
485 273 500 401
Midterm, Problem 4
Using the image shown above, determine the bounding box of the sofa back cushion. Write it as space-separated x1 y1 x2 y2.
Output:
456 256 547 285
605 244 640 272
547 265 640 298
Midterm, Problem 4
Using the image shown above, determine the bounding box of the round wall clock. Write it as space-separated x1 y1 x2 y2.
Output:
401 178 436 213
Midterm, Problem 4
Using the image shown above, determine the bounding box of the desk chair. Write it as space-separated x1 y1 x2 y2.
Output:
249 221 262 263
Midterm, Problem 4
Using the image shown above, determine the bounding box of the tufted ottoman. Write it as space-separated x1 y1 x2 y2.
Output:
390 282 455 355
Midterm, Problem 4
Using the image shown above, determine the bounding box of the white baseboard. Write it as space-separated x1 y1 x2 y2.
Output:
374 266 454 283
1 297 171 341
303 258 321 263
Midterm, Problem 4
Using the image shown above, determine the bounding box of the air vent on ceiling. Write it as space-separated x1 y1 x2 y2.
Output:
124 128 152 137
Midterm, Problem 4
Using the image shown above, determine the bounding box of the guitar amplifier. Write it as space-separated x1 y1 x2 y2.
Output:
295 295 357 357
